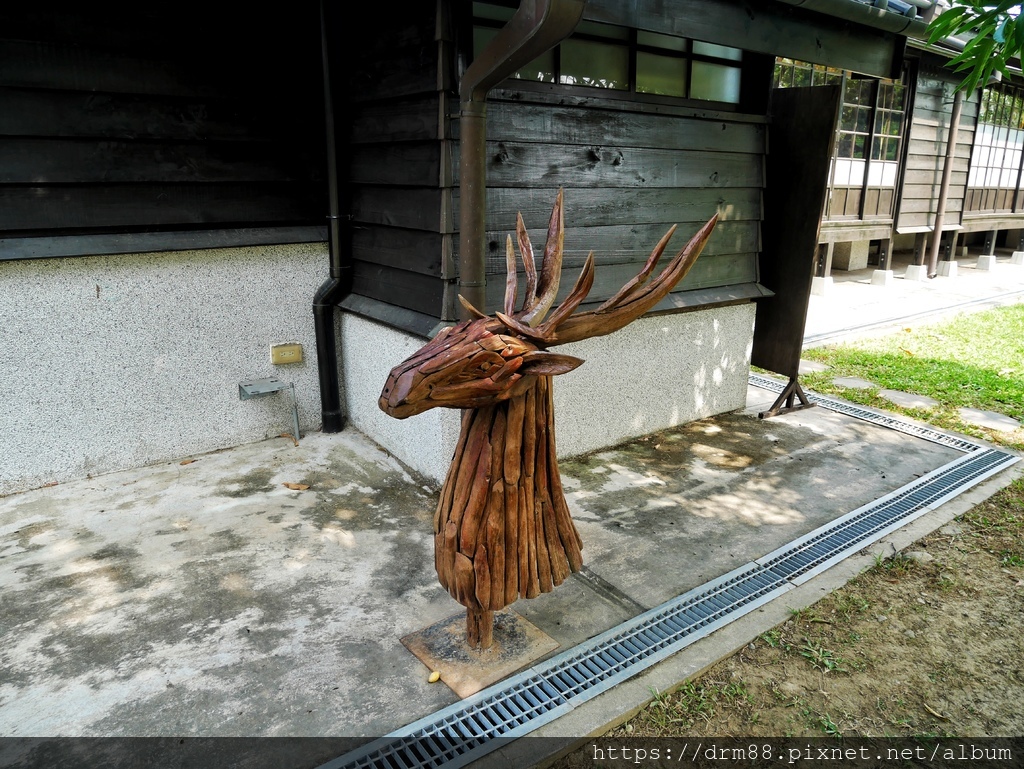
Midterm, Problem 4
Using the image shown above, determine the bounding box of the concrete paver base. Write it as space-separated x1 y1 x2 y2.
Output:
400 610 558 699
871 269 894 286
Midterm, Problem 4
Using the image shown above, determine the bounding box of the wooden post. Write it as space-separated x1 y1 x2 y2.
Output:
467 608 494 649
913 232 928 266
878 238 892 271
984 229 997 256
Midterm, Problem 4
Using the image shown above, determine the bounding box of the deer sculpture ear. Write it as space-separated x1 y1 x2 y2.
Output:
518 351 584 377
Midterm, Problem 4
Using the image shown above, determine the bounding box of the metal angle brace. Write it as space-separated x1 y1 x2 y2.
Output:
238 377 301 442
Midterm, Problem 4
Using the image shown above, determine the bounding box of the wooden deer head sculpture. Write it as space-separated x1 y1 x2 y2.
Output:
379 190 717 649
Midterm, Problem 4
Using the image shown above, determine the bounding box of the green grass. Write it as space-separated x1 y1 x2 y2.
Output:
799 304 1024 451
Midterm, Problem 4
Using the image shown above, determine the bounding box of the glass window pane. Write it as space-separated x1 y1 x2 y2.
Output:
560 39 628 90
692 41 742 61
853 134 866 159
637 52 688 97
846 80 871 105
794 67 811 87
474 26 496 58
476 26 554 82
841 105 856 129
690 61 741 103
514 50 555 83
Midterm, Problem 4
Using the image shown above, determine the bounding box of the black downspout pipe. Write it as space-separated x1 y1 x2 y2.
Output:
458 0 584 319
314 0 350 432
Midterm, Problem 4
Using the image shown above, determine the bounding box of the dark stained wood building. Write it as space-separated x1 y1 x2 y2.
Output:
339 0 920 336
0 2 328 259
1 0 929 492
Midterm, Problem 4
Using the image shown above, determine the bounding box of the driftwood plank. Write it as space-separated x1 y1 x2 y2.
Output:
504 483 519 606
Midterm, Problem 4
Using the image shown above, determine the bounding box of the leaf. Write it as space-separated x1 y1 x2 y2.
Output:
283 482 310 491
924 702 950 720
180 459 196 465
279 432 299 447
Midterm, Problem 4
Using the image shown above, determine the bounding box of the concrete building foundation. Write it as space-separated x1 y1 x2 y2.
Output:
340 304 757 485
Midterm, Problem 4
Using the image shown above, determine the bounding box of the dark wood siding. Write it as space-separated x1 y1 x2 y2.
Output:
0 3 326 258
344 2 448 322
342 1 769 328
462 92 765 316
896 68 978 233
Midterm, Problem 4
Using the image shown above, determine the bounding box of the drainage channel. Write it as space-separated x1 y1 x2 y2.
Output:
747 373 981 453
322 381 1019 769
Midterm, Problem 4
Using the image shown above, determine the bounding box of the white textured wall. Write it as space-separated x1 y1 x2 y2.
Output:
340 313 464 485
341 303 755 485
553 303 755 454
1 244 328 496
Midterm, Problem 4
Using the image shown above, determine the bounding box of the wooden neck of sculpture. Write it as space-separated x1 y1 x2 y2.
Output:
432 375 583 647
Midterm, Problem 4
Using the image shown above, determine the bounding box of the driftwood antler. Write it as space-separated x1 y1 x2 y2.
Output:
380 190 717 650
483 189 717 346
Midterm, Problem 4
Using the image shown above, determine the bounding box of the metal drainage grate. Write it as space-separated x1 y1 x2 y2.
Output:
322 564 791 769
757 447 1017 586
324 384 1019 769
748 373 982 453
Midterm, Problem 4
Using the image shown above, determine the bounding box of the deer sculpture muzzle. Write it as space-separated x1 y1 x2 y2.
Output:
380 190 716 649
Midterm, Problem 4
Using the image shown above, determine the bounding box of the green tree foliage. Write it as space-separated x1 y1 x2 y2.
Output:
928 1 1024 93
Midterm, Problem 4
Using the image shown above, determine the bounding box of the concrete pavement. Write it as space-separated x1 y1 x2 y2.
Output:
804 247 1024 346
1 254 1022 767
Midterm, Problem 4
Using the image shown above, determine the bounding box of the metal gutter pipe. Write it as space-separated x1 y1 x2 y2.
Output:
776 0 929 38
458 0 584 318
927 86 963 279
314 0 351 432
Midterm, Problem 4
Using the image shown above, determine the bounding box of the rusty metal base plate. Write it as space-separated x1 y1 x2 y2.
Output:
401 609 559 699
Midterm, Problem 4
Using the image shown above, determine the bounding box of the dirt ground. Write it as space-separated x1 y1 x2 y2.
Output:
554 478 1024 761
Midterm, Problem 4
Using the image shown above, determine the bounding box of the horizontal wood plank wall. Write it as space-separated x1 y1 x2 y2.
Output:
896 73 978 233
346 3 448 319
0 4 326 256
455 93 765 314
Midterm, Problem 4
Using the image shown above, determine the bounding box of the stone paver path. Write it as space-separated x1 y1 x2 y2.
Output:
958 407 1021 432
799 359 830 375
833 376 874 390
879 389 939 410
827 375 1020 434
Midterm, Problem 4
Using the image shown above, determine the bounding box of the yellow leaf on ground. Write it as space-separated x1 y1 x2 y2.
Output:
283 482 310 491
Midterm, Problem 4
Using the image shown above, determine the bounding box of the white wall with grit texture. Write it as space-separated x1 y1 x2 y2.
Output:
1 244 328 495
341 303 755 485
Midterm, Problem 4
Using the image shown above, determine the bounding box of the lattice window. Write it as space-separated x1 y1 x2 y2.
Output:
474 3 744 105
966 85 1024 213
774 59 906 222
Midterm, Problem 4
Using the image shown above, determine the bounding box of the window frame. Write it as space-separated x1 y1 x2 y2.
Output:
472 3 746 109
773 59 908 223
965 84 1024 214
